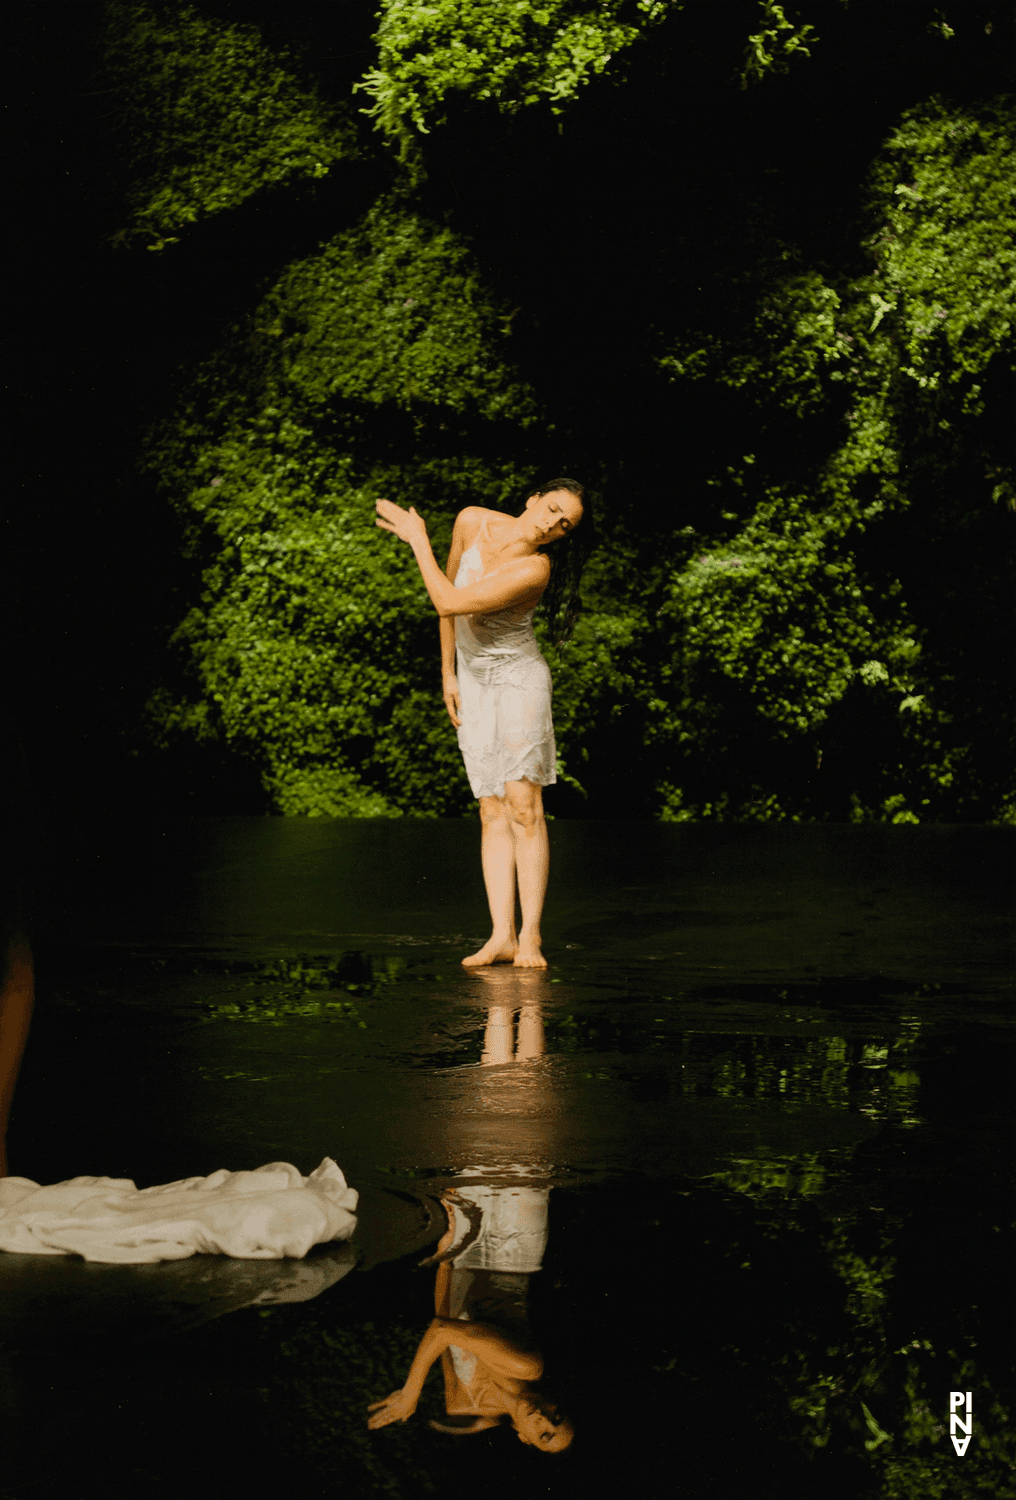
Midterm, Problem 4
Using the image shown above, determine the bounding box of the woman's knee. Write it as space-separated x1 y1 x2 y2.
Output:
505 782 543 831
479 795 509 829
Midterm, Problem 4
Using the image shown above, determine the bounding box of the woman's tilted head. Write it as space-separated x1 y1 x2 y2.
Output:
512 1396 575 1453
524 479 585 546
526 477 594 643
534 477 585 503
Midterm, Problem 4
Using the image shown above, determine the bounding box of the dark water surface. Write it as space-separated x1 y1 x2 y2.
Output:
3 820 1014 1498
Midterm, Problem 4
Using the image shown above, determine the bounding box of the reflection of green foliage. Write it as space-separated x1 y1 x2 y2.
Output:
546 1016 922 1125
715 1151 828 1198
203 993 366 1025
262 1314 450 1496
824 1222 896 1327
146 199 538 814
196 951 405 1023
677 1032 918 1122
104 1 355 247
733 1191 1016 1494
873 1355 1016 1499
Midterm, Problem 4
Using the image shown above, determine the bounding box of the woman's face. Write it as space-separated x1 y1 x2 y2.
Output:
513 1399 574 1452
524 489 583 545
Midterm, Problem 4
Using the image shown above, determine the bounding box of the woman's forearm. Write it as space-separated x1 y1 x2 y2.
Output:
430 1318 542 1380
411 537 459 617
402 1321 455 1397
376 499 543 617
440 616 456 676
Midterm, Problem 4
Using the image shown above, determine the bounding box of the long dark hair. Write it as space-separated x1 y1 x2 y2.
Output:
533 478 595 645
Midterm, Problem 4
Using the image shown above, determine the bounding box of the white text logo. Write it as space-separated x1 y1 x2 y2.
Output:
950 1390 972 1456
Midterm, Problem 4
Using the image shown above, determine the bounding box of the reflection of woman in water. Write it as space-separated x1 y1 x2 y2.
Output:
368 970 573 1452
375 481 584 970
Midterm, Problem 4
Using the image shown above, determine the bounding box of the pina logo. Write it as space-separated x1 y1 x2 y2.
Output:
950 1391 972 1456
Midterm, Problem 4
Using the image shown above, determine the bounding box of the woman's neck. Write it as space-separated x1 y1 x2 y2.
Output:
488 510 537 560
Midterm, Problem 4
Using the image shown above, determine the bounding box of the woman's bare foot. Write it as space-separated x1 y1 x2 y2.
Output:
462 935 518 967
513 935 546 969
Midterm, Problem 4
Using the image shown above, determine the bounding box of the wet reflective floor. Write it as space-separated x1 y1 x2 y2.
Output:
3 820 1014 1498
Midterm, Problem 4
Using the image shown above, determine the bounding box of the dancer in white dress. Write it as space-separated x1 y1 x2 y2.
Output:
375 481 584 968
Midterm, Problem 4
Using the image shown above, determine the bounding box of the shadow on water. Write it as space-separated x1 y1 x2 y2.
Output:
2 820 1014 1497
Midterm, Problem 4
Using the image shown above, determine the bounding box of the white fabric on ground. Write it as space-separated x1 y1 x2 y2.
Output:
0 1158 357 1264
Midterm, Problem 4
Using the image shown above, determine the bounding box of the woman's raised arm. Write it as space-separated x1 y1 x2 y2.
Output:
376 499 548 619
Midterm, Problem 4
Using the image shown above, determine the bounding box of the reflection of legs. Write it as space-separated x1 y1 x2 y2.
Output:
472 968 547 1062
463 796 519 967
482 1003 515 1065
515 1001 545 1060
505 780 548 969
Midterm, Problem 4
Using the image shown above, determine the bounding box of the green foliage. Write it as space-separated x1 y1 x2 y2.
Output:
653 97 1016 822
103 0 355 247
114 4 1012 823
541 593 649 797
663 496 887 737
869 96 1016 402
268 208 540 420
741 1 817 89
146 199 540 814
357 0 679 141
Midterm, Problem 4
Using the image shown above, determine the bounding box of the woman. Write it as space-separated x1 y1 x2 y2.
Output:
375 480 584 969
368 971 572 1451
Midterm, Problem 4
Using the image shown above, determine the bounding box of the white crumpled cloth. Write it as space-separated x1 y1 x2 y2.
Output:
0 1158 358 1264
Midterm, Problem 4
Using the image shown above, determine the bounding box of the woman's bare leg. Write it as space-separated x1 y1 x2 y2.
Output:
462 794 519 966
504 780 549 968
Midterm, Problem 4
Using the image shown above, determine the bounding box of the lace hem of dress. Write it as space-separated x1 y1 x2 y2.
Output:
470 758 557 800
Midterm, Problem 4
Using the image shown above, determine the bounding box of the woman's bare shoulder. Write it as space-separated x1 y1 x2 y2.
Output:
453 505 492 535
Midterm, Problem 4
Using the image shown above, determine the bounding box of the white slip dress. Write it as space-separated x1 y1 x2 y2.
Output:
453 514 557 800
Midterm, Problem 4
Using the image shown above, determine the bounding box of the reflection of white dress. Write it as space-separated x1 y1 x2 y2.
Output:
454 515 557 800
443 1176 549 1388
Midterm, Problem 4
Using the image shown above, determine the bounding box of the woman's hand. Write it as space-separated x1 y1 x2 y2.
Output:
375 498 429 550
367 1388 419 1429
442 672 461 728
